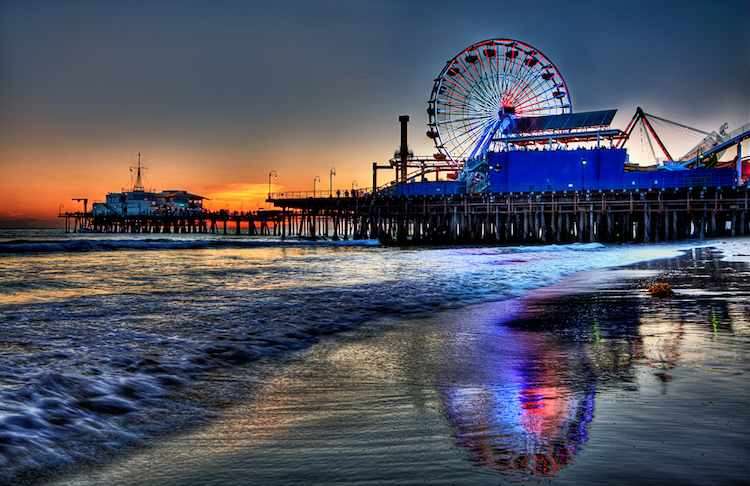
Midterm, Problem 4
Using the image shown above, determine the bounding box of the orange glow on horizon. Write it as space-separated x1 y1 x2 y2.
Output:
0 130 400 224
202 183 279 212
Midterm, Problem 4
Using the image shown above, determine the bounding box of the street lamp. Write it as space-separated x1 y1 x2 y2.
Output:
313 175 321 197
351 180 358 196
267 170 278 199
329 168 336 197
581 159 587 191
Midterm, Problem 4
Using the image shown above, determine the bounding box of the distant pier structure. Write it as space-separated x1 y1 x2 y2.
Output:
60 153 285 236
268 37 750 245
61 208 285 237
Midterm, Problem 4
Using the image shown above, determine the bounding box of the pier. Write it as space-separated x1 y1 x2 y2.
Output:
62 186 750 247
267 187 750 244
60 209 285 237
58 38 749 248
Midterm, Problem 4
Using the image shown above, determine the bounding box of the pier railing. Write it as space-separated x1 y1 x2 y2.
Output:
268 188 373 200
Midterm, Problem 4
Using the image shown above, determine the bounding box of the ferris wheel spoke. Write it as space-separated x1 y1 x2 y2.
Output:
457 57 488 96
439 76 475 101
436 91 485 110
505 63 540 106
515 96 556 114
501 49 515 97
505 63 529 105
474 52 498 99
506 52 529 97
511 71 556 107
436 100 492 114
438 114 494 127
495 42 504 96
439 117 494 151
458 69 500 114
467 55 502 110
498 43 514 95
475 49 502 107
449 130 486 160
452 118 497 159
438 115 493 137
439 91 495 119
515 95 560 114
440 73 478 100
506 58 539 106
512 75 549 106
450 65 497 109
441 76 497 113
515 80 561 107
438 113 492 132
509 73 548 109
514 82 561 110
438 99 496 122
516 69 567 110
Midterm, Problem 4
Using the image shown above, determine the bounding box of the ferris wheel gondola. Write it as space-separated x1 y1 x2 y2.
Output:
427 39 573 166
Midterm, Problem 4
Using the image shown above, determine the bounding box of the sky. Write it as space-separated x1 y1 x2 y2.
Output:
1 0 748 226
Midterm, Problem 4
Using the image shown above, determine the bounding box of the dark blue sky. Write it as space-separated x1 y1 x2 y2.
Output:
1 0 748 219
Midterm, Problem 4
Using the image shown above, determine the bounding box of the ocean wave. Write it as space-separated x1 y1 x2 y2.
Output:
0 237 381 255
0 237 704 481
507 242 605 252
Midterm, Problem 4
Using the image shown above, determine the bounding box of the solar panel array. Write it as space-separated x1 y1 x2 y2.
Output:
510 109 617 134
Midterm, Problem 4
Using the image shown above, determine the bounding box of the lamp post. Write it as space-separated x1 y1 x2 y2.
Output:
313 175 321 197
267 170 278 199
581 159 587 191
329 168 336 197
351 180 358 197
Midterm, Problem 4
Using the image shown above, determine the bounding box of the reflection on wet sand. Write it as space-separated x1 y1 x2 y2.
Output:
438 248 748 479
440 331 596 476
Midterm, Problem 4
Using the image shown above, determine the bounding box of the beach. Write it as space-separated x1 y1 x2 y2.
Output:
1 233 749 484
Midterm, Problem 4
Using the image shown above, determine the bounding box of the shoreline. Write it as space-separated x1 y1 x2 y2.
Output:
45 245 750 485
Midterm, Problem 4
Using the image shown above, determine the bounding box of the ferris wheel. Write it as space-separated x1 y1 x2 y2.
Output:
427 39 573 165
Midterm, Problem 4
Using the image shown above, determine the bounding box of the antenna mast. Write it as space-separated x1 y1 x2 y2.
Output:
132 152 145 191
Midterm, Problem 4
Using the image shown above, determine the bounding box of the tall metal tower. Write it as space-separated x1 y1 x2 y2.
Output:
131 152 146 192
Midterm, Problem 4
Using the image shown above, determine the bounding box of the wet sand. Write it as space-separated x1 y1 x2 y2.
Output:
51 247 750 485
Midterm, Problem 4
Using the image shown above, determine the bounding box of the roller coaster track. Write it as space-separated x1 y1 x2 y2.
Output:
680 127 750 168
620 107 749 169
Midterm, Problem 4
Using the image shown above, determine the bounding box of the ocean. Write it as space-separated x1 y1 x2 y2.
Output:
1 230 749 484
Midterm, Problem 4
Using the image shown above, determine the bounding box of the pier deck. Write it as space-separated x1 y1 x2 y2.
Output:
268 187 750 245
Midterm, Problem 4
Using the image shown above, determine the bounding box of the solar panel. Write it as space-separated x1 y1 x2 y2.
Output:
511 109 617 134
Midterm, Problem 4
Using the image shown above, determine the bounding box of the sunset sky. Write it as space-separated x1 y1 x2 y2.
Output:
1 0 748 226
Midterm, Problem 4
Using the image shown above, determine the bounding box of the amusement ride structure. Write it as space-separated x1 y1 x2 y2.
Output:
427 38 572 192
382 38 749 195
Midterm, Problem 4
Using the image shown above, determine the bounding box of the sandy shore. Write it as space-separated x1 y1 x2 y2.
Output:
50 247 750 485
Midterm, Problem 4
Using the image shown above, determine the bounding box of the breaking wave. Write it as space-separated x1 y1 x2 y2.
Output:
0 237 381 255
